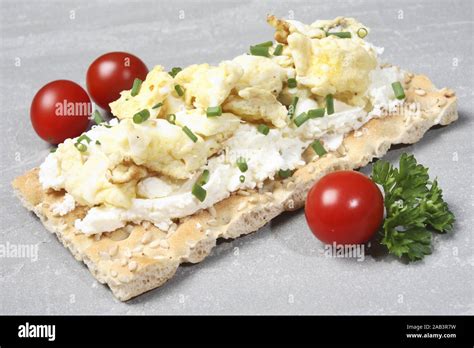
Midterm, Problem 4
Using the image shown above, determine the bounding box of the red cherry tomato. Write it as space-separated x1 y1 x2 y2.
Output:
86 52 148 110
305 171 384 245
30 80 91 145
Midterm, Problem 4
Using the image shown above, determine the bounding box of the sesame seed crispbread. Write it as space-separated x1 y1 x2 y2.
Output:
12 72 458 301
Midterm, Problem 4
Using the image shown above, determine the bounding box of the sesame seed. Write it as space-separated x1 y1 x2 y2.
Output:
110 270 118 277
141 231 153 245
123 225 134 233
204 229 212 236
437 98 447 107
207 219 218 226
94 233 102 241
141 221 151 230
265 192 273 198
407 73 414 78
124 248 132 258
168 223 178 233
286 181 295 190
149 240 161 249
415 89 426 96
237 190 250 196
195 222 202 230
284 199 295 211
208 206 217 218
237 201 247 212
120 258 128 266
249 196 258 203
128 261 138 272
133 245 143 253
108 244 119 257
159 240 170 249
307 166 315 174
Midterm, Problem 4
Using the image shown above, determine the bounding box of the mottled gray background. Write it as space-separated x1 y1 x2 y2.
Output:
0 0 473 315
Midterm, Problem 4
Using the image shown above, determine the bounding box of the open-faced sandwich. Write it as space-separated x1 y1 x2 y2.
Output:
13 16 458 301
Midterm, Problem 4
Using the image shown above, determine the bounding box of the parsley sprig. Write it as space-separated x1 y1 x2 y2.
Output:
371 153 454 261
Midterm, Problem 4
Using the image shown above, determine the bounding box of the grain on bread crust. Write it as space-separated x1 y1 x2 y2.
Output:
12 73 458 301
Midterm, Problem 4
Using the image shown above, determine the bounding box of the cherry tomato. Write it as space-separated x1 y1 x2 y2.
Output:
305 171 384 245
30 80 91 144
86 52 148 110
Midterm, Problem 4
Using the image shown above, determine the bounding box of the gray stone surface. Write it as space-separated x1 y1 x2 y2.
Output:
0 0 473 315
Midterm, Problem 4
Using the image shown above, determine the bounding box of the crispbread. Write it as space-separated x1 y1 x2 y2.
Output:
12 72 458 301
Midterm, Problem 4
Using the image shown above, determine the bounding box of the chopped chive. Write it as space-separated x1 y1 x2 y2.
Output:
293 112 310 127
174 84 185 97
50 147 57 153
278 169 293 179
236 157 248 173
197 169 210 186
257 124 270 135
308 108 325 119
95 140 101 145
239 175 245 183
104 124 112 128
250 45 270 57
77 134 91 144
74 142 87 152
133 109 150 124
182 126 198 143
325 94 334 115
328 31 352 39
152 102 163 109
391 81 405 100
287 78 297 89
92 110 103 124
357 28 368 38
130 78 142 96
288 96 299 118
206 106 222 117
273 44 283 56
169 67 182 78
167 114 176 124
192 183 207 202
254 41 273 47
311 140 327 156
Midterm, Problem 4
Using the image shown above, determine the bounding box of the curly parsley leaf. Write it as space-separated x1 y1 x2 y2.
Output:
371 153 455 261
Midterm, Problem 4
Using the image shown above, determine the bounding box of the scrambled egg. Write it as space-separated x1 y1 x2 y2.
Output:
175 61 243 109
233 55 287 95
174 109 240 139
287 32 377 105
53 116 233 208
223 88 288 128
222 55 289 127
110 65 174 120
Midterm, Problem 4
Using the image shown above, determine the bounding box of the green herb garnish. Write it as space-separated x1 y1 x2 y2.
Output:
391 81 405 100
130 78 142 96
371 153 455 261
273 44 283 56
133 109 150 124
